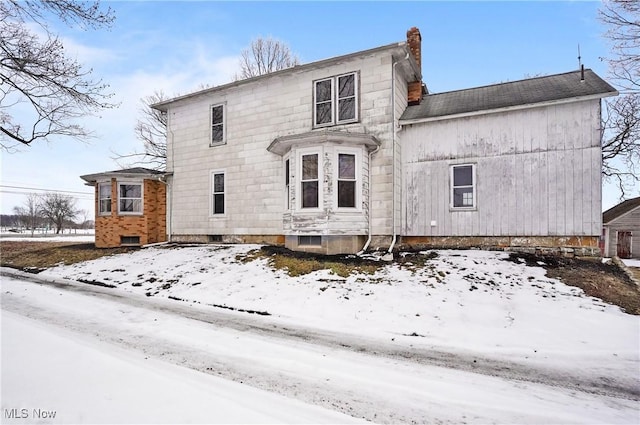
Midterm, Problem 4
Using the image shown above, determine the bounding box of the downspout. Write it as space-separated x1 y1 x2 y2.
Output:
383 52 410 260
167 114 174 243
357 143 380 255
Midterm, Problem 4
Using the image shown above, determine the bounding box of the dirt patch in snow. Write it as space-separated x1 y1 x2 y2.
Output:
0 241 133 271
506 252 640 315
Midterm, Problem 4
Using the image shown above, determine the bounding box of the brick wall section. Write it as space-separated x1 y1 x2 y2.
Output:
406 27 422 105
94 178 167 248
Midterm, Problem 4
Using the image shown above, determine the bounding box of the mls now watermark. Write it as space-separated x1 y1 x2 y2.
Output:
4 408 57 420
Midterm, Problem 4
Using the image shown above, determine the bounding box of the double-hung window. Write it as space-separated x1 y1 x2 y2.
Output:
313 72 358 127
284 158 291 210
118 183 142 214
211 171 225 215
98 182 111 215
451 164 476 209
211 104 225 146
337 153 357 208
301 153 319 209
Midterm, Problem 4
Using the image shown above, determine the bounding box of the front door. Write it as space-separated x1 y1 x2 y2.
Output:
617 231 632 259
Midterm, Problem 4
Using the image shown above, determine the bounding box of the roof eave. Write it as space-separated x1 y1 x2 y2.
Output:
152 42 410 112
80 171 169 184
399 91 618 126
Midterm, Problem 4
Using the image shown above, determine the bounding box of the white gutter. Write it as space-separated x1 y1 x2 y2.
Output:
399 92 617 127
383 53 410 260
357 143 380 255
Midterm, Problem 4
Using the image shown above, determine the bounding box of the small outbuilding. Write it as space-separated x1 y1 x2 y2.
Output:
602 197 640 259
80 168 168 248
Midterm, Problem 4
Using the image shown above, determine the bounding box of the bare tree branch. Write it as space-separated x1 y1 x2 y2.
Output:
39 192 79 234
236 36 299 80
0 0 116 150
599 0 640 199
112 91 168 171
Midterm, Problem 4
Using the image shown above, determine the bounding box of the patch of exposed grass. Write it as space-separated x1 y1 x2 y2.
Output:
237 246 383 277
0 241 133 271
506 253 640 315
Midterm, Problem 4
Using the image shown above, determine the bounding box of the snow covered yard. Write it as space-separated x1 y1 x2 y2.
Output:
41 245 639 371
2 244 639 423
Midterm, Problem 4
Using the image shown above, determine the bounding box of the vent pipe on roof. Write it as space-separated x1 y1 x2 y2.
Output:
580 64 585 82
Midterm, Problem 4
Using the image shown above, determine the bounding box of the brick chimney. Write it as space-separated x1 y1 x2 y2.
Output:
406 27 423 105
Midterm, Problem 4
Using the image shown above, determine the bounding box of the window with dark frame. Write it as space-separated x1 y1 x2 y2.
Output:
285 159 290 210
118 183 142 214
301 154 319 208
337 153 356 208
98 182 111 215
120 235 140 245
452 164 475 208
211 104 224 145
313 72 358 127
212 172 225 214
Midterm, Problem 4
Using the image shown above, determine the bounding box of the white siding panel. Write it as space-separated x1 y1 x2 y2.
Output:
401 99 602 237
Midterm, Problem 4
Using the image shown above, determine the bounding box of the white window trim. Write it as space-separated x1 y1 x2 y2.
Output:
335 148 362 211
297 147 323 212
313 72 359 128
117 180 144 216
210 169 226 217
97 181 112 216
450 163 476 210
210 103 226 147
336 72 359 124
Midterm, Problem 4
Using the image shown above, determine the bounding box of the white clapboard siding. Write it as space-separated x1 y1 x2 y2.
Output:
401 99 602 237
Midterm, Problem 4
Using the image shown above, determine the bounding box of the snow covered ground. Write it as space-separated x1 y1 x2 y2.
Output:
1 310 363 424
2 243 639 423
0 232 94 242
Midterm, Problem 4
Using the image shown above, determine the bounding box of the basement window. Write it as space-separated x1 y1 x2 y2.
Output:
120 236 141 246
298 235 322 246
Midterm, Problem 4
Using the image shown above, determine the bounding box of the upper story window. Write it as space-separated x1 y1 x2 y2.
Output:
451 164 476 209
300 152 320 209
313 72 358 128
211 104 225 146
211 171 225 215
118 183 142 215
98 182 111 215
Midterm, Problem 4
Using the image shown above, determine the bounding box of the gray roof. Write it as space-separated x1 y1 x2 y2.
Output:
603 197 640 225
400 69 618 122
80 167 167 184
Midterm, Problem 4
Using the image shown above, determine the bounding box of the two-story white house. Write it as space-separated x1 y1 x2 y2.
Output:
148 27 617 256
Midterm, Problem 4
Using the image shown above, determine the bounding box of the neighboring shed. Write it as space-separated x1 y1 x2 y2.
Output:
602 197 640 259
80 168 168 248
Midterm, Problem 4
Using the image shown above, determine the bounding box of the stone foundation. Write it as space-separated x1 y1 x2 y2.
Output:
398 236 601 257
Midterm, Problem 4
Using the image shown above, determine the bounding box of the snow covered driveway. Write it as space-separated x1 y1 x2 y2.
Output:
2 268 639 424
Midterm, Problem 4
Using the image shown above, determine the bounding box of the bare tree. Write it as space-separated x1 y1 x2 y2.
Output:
113 91 168 170
39 192 79 234
236 36 299 80
0 0 116 150
12 193 41 236
599 0 640 198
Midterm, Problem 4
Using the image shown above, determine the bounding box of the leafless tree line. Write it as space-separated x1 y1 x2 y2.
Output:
9 192 89 235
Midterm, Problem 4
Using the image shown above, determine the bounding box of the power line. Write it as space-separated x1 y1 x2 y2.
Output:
0 184 93 196
0 189 93 199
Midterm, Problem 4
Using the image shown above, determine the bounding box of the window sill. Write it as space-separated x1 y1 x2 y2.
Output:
209 141 226 147
449 207 477 212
